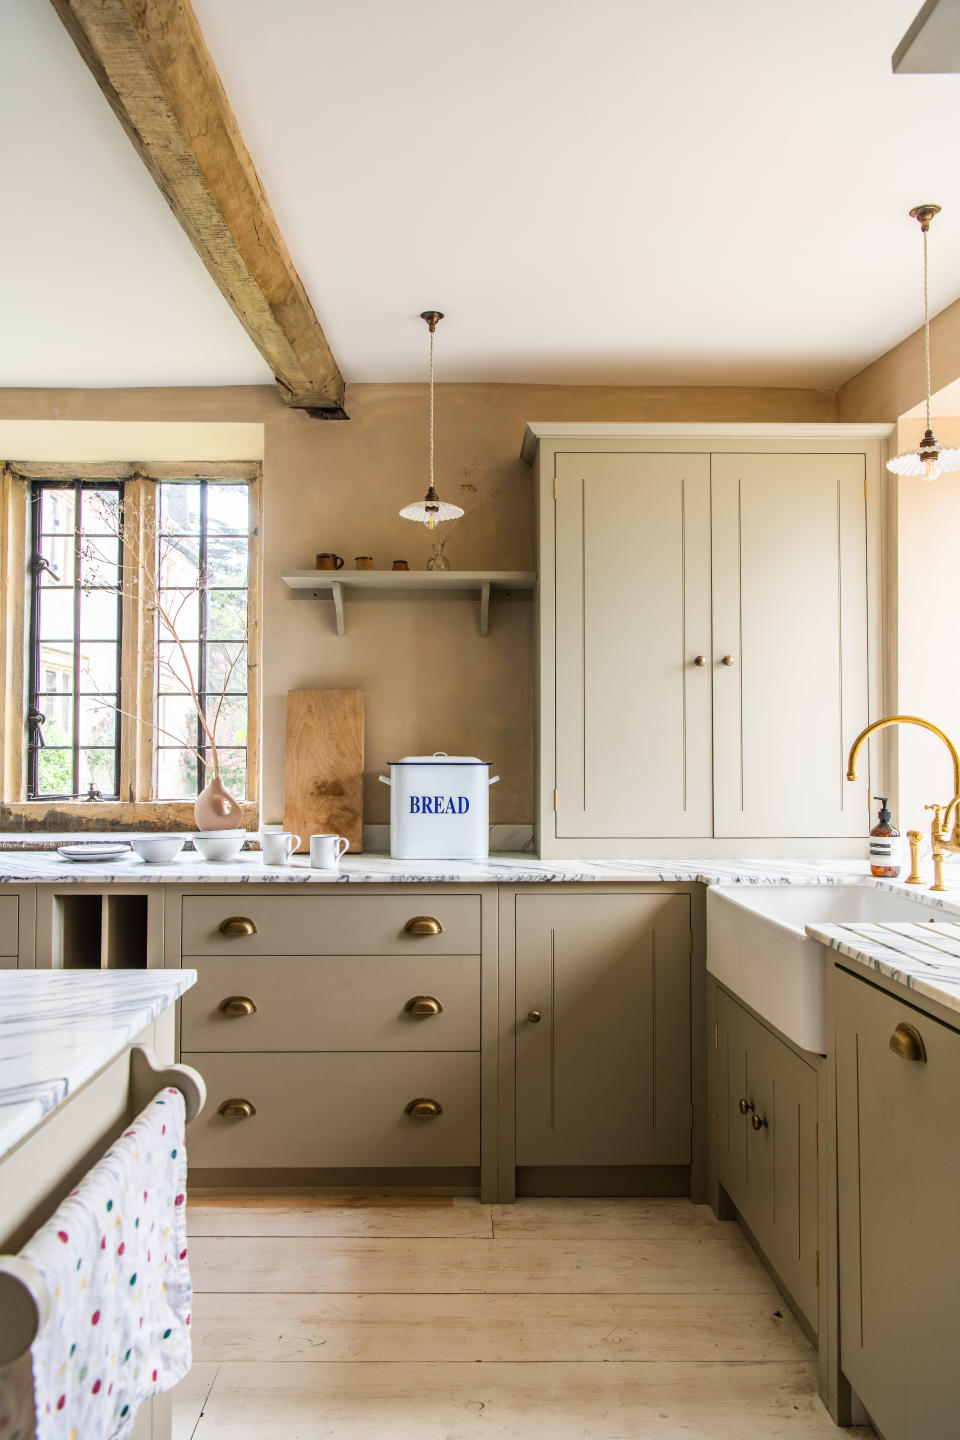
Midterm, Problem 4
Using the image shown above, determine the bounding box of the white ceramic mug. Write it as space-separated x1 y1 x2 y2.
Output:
261 830 301 865
310 833 350 869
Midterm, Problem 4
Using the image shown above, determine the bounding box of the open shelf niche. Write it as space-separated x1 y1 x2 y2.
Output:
281 570 537 637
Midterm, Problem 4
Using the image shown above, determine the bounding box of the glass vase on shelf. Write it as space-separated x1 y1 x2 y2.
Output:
426 541 451 571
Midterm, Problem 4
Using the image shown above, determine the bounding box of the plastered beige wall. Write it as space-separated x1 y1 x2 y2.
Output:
893 415 960 831
0 380 837 825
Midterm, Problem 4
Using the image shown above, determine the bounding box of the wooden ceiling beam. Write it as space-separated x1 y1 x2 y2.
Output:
50 0 346 414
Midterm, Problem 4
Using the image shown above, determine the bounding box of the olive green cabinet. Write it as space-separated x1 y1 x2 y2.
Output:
515 891 692 1168
835 966 960 1440
716 988 819 1329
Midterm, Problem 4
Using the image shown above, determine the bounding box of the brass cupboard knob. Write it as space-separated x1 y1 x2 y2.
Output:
751 1112 768 1131
721 654 735 667
890 1022 927 1063
738 1097 753 1115
219 995 258 1017
219 916 258 937
218 1098 256 1119
527 1009 542 1024
404 915 443 936
405 995 443 1016
405 1097 443 1119
693 655 707 667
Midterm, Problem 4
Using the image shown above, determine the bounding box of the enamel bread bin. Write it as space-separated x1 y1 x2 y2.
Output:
379 752 499 859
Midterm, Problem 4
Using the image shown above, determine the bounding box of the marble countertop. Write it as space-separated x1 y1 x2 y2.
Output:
808 920 960 1020
0 848 921 886
0 969 196 1162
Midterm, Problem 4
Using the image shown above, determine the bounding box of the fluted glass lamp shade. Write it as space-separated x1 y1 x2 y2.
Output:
399 486 464 530
886 204 960 481
887 428 960 479
400 310 464 528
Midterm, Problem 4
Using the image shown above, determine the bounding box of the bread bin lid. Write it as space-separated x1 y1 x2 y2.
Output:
388 752 489 765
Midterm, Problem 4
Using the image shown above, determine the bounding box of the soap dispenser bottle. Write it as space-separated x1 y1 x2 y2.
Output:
869 797 901 878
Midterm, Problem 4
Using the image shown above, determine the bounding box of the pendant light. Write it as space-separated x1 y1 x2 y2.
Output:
399 311 465 530
887 204 960 480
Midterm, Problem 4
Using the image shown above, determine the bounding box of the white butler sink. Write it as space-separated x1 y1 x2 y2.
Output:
706 882 938 1054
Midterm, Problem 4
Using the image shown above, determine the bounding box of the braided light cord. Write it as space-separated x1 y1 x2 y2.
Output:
923 223 932 433
429 324 435 490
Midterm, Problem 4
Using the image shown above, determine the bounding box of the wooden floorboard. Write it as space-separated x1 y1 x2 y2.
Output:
188 1230 773 1295
190 1290 813 1363
175 1195 873 1439
189 1360 872 1438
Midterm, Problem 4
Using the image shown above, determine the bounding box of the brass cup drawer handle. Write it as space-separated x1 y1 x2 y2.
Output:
218 1098 256 1120
219 995 258 1017
751 1112 768 1131
405 1097 443 1119
890 1022 927 1062
219 916 258 937
405 995 443 1016
738 1097 753 1115
405 915 444 936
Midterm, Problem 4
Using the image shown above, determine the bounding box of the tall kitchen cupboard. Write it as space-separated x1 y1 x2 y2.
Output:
522 424 890 857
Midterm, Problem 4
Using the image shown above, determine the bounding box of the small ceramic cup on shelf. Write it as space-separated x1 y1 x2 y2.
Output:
310 834 350 870
261 830 302 865
316 553 344 570
354 556 374 570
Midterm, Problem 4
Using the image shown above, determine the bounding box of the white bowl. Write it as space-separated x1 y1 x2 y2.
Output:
130 834 186 864
193 831 246 862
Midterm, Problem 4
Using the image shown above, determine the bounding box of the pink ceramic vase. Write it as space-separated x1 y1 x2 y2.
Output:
194 775 243 831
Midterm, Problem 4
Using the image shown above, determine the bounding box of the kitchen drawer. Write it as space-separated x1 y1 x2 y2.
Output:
182 1051 480 1168
0 897 17 955
180 893 480 956
181 953 480 1052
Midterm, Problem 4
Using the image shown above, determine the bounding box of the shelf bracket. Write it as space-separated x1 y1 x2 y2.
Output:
479 580 491 637
331 580 345 636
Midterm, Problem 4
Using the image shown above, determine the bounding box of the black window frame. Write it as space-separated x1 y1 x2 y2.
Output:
27 478 124 801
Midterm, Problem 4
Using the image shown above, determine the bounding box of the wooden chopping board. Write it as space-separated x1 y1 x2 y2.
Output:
283 689 364 853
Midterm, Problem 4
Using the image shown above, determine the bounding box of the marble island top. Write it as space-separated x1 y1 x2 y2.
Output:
0 969 196 1162
808 919 960 1020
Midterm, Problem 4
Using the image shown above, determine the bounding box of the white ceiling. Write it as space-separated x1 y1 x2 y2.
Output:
4 0 960 392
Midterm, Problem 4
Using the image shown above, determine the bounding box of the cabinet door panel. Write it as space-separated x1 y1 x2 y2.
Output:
711 453 869 837
516 893 691 1166
836 969 960 1440
716 989 818 1330
554 452 712 838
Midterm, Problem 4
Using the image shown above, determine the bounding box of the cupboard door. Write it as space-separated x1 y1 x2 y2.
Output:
716 990 818 1330
836 969 960 1440
554 452 712 838
515 892 691 1166
711 453 869 837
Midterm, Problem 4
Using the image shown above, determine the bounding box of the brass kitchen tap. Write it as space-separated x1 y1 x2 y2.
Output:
845 714 960 889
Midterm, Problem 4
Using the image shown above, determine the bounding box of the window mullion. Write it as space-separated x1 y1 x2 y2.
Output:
198 478 208 794
72 479 81 799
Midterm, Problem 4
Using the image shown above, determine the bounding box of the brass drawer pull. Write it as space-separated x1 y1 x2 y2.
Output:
219 995 258 1017
890 1022 927 1063
527 1009 542 1024
218 1098 256 1120
738 1097 753 1115
405 915 443 936
405 995 443 1016
405 1097 443 1119
693 655 707 667
751 1112 768 1131
219 916 258 937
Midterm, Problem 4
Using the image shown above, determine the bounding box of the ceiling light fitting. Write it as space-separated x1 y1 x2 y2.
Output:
887 204 960 481
399 311 464 530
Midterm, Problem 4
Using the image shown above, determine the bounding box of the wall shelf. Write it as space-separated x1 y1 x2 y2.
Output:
281 570 537 637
